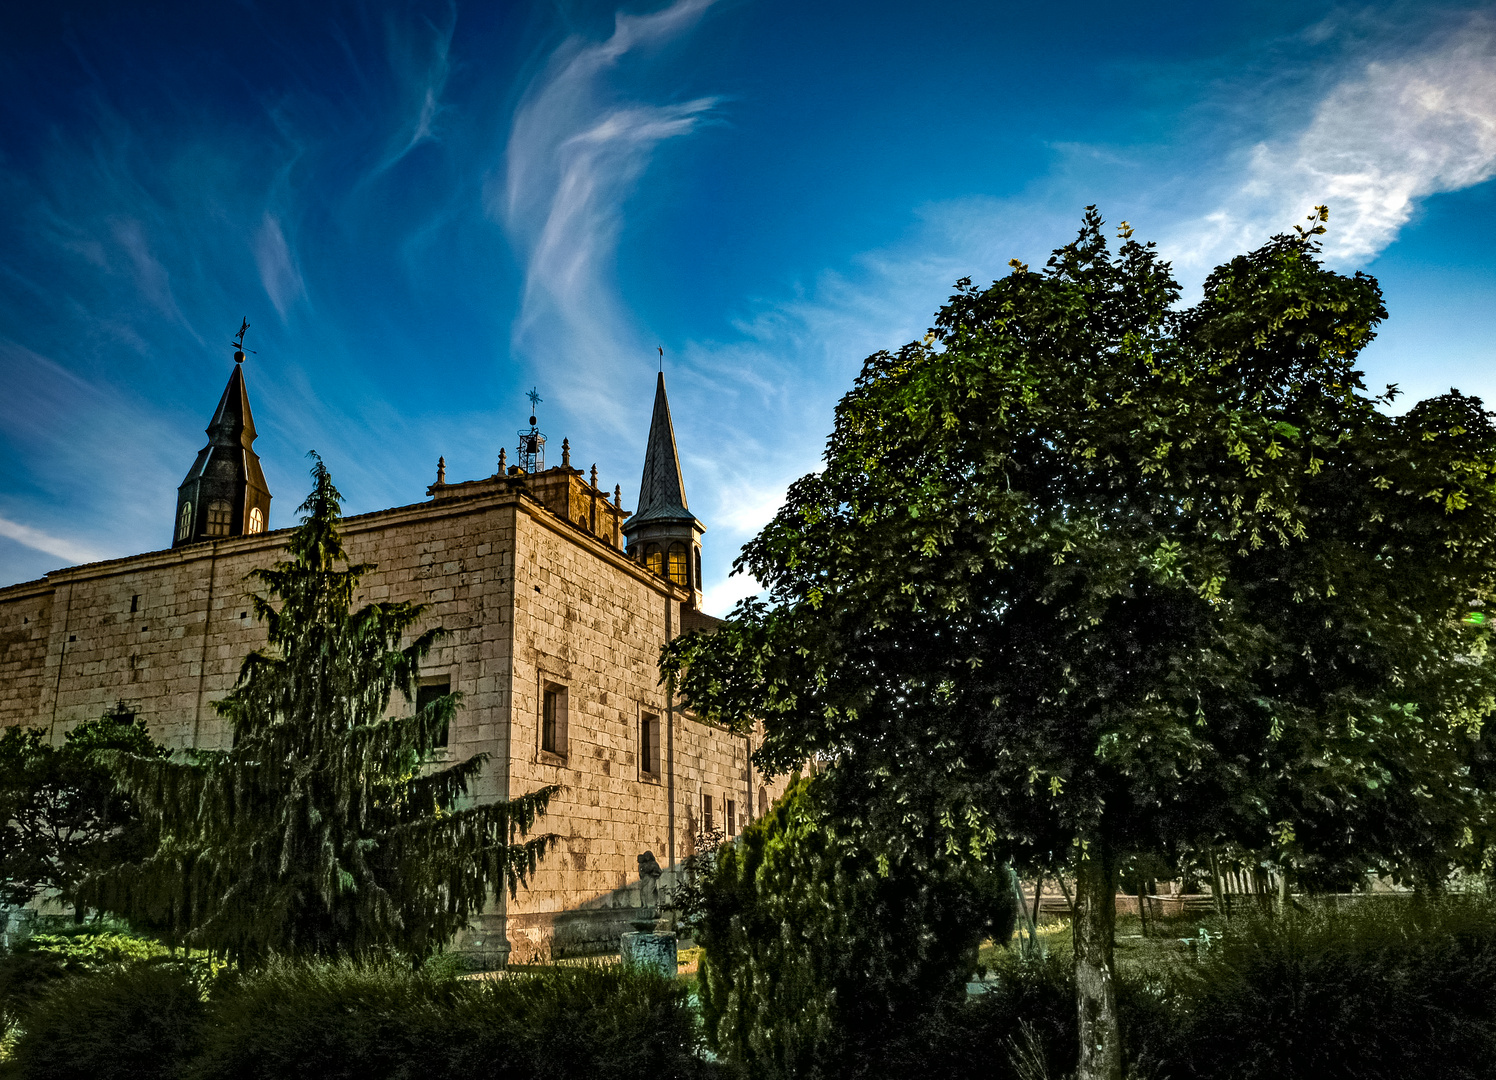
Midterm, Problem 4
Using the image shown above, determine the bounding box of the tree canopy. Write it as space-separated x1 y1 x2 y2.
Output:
663 208 1496 1080
0 710 166 919
85 457 557 963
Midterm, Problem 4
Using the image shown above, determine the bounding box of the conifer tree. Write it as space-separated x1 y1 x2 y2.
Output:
85 456 556 963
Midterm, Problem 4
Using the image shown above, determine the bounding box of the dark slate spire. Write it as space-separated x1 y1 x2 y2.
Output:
172 332 272 547
626 372 700 531
624 372 704 605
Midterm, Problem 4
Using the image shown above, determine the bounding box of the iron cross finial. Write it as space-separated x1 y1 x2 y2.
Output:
526 387 543 411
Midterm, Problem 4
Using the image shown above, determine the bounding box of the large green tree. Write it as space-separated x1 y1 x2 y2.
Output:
0 711 166 920
663 209 1496 1079
85 457 557 963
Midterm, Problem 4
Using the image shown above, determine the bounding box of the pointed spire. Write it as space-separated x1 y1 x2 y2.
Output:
173 335 272 547
205 364 259 451
626 372 698 529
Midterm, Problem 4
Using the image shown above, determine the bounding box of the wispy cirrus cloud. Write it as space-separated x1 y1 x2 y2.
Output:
254 213 306 319
497 0 717 429
1169 15 1496 269
0 515 105 566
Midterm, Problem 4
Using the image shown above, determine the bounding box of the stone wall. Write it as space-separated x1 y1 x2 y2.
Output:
0 480 791 962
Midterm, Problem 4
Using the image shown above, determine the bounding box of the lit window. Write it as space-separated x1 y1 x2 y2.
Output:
206 499 232 536
177 502 193 541
644 544 662 576
247 506 264 534
667 542 688 586
542 683 568 757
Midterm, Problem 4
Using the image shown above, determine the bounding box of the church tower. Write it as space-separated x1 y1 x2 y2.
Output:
172 325 272 547
623 372 704 607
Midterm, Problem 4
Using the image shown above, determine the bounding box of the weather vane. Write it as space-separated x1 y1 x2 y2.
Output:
230 318 256 364
518 387 547 473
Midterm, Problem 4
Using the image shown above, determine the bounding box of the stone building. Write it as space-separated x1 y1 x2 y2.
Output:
0 349 785 963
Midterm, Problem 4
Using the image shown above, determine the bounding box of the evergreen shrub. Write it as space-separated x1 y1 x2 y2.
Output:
4 960 206 1080
183 959 706 1080
1142 896 1496 1080
695 776 1016 1080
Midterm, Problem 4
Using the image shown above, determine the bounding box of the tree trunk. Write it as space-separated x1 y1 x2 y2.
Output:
1074 836 1122 1080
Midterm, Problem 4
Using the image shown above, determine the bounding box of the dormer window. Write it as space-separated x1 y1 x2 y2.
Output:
177 502 193 541
247 506 264 534
206 499 232 537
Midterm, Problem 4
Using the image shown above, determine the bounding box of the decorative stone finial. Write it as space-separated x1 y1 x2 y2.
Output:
590 464 598 488
561 438 571 468
614 484 621 507
498 447 507 473
436 456 446 485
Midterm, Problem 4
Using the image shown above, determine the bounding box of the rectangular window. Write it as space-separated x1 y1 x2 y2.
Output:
416 677 450 748
542 683 568 757
726 799 737 835
640 711 661 777
703 793 714 835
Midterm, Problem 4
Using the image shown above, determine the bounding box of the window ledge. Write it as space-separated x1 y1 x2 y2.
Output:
538 749 569 768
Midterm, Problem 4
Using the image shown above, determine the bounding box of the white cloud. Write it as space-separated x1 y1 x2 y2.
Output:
497 0 717 431
254 213 305 320
1171 16 1496 269
0 514 106 566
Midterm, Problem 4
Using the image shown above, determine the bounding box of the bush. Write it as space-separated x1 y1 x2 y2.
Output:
5 960 206 1080
1144 895 1496 1080
184 958 706 1080
695 776 1016 1080
0 921 200 1038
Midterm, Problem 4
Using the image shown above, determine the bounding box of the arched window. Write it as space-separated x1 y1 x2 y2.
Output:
667 542 688 586
246 506 264 534
644 544 663 576
206 499 232 537
176 502 193 541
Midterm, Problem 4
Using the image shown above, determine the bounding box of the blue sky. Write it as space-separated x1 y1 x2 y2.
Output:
2 1 1494 613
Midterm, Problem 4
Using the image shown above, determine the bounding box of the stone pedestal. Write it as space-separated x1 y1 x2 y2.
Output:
621 931 678 979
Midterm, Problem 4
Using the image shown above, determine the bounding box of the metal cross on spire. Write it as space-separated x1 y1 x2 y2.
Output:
526 387 542 412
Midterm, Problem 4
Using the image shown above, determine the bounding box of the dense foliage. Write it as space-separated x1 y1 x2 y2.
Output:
1144 897 1496 1080
82 457 557 963
662 208 1496 1078
0 714 166 918
4 960 208 1080
695 776 1016 1079
1 956 705 1080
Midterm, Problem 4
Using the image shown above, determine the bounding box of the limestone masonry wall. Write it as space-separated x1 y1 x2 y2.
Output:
0 484 789 962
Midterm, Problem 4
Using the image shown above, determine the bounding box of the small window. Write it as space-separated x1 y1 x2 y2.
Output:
130 594 138 613
247 506 265 534
702 793 714 835
726 799 736 836
417 678 451 748
695 548 702 588
206 499 232 536
644 544 663 577
759 785 768 818
640 712 661 777
177 502 193 541
542 683 568 757
667 542 688 586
